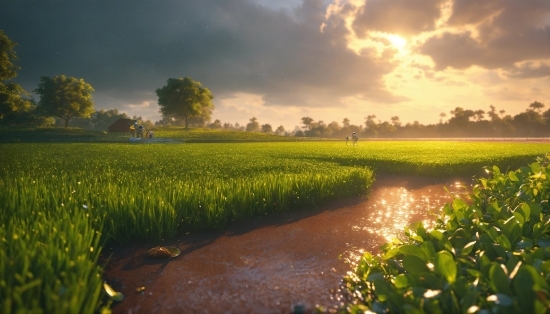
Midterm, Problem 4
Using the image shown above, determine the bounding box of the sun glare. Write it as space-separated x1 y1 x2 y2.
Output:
386 34 407 51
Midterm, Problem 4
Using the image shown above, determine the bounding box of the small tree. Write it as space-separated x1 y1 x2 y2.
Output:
246 117 260 132
209 119 222 129
391 116 401 127
156 77 214 129
301 117 314 130
0 30 32 121
34 75 95 127
342 118 350 128
439 112 447 124
261 123 273 133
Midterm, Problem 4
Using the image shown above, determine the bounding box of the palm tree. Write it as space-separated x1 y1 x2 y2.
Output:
439 112 447 124
529 101 545 112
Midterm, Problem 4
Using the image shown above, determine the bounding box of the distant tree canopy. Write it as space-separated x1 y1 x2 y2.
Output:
156 77 214 129
261 123 273 133
34 75 95 127
0 29 32 122
246 117 260 132
291 102 549 139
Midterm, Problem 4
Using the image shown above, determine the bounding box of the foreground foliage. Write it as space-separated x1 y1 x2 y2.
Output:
342 154 550 313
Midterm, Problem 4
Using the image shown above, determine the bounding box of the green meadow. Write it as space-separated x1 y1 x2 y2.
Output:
1 136 549 313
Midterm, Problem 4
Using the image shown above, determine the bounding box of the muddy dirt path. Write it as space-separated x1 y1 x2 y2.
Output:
102 175 472 314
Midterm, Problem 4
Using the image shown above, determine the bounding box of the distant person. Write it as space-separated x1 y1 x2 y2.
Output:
345 136 350 145
352 132 358 146
129 123 135 137
137 125 144 138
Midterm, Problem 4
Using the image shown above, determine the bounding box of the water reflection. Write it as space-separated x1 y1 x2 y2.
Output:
344 178 469 269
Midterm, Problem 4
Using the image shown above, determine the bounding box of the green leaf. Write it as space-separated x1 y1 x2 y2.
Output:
536 238 550 248
467 269 482 278
367 272 385 282
383 247 400 260
519 203 531 221
516 238 534 250
486 226 499 243
498 234 512 251
399 245 428 262
435 251 456 284
492 244 507 259
402 255 431 275
529 202 542 220
461 241 477 256
513 265 539 313
480 234 498 259
489 263 511 295
512 212 525 228
486 294 514 306
508 171 519 182
438 237 454 252
430 230 444 241
530 162 541 174
374 278 404 306
394 274 408 289
452 198 467 211
502 217 522 246
421 241 436 261
103 282 124 302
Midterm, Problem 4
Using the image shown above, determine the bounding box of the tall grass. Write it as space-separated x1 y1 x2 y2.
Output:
1 141 548 313
1 175 106 313
1 142 374 313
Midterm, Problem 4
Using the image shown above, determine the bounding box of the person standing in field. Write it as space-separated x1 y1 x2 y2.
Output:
346 136 350 145
352 132 358 146
137 125 144 138
129 123 135 137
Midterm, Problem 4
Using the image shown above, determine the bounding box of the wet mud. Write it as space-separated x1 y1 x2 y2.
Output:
102 174 473 314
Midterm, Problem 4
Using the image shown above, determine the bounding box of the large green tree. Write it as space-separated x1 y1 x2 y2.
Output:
156 77 214 129
34 75 95 127
0 30 32 121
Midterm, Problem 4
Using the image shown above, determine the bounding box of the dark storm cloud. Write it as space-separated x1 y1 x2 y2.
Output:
419 0 550 70
352 0 446 37
0 0 402 109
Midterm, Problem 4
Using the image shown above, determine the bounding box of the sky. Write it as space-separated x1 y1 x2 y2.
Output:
1 0 549 131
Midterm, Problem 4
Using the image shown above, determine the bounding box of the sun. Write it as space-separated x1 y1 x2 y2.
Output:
386 34 407 51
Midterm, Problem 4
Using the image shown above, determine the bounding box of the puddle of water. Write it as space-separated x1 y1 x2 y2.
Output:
102 175 472 314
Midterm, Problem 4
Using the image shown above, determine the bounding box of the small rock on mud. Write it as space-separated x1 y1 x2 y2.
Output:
147 246 172 259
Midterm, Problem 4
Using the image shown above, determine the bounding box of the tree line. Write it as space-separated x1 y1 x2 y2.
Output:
1 29 548 138
288 102 549 138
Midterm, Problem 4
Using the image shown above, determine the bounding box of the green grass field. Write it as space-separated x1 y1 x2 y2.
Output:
1 134 549 313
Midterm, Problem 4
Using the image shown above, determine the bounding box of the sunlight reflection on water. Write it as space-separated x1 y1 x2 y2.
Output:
345 180 469 267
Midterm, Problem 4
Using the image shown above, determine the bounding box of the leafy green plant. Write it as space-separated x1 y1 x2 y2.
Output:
341 154 550 313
